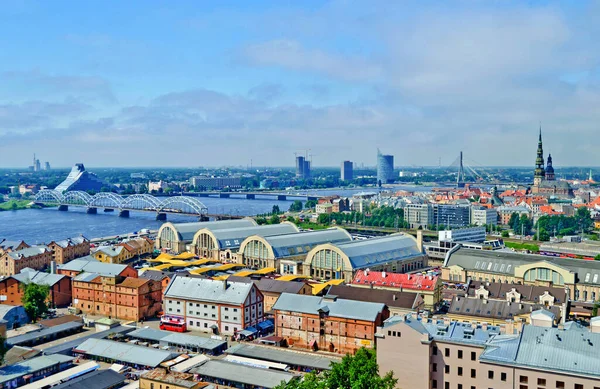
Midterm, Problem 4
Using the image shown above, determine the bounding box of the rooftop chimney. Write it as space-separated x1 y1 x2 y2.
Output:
382 271 387 278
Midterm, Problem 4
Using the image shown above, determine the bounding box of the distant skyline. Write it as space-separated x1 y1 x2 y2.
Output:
1 1 599 168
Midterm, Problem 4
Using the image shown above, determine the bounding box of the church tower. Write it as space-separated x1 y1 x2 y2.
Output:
545 154 555 181
534 127 546 186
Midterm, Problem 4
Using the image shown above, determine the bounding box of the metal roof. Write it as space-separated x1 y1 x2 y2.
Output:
260 228 352 258
256 278 308 294
164 275 253 305
7 245 50 260
205 223 299 249
74 338 176 367
225 343 339 370
449 296 562 322
128 327 226 351
445 247 600 286
51 236 88 248
480 325 600 378
0 354 74 384
12 269 66 287
166 219 256 241
59 258 129 276
40 325 135 355
51 369 125 389
73 272 100 282
272 293 385 321
330 234 422 269
94 246 125 257
191 360 296 388
7 321 84 346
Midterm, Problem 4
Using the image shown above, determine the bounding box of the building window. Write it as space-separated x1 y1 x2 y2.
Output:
537 378 545 386
471 369 476 378
457 385 462 389
432 363 437 372
445 383 449 389
225 326 229 331
457 367 463 376
204 323 208 328
555 382 564 389
488 371 494 379
519 376 528 384
432 380 437 389
574 385 583 389
458 350 463 359
471 351 476 361
445 365 450 374
445 348 450 357
501 372 507 382
519 386 527 389
433 346 438 355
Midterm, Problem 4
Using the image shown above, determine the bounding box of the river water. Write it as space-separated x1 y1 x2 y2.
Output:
0 185 430 244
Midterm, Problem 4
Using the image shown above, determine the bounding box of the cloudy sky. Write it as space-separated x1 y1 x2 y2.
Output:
1 0 599 168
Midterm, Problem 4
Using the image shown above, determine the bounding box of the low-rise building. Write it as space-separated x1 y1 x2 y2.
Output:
253 278 313 313
0 269 72 307
438 227 486 243
190 359 297 389
327 284 424 316
303 233 426 283
315 203 333 215
163 275 264 336
58 257 138 278
273 293 388 354
0 354 74 389
139 270 173 296
351 270 441 310
73 338 177 369
117 237 154 258
72 274 162 321
471 206 498 226
0 246 52 276
140 368 209 389
0 239 29 256
497 205 530 225
92 246 134 264
47 236 90 265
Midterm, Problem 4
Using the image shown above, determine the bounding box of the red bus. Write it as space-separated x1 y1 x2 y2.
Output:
159 315 187 332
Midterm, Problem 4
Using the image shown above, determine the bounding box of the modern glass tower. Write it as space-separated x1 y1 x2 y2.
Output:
377 149 394 185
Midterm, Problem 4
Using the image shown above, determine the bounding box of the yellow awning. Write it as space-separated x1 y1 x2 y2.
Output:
276 274 311 282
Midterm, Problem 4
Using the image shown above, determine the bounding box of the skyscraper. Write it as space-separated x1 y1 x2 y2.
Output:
341 161 353 181
377 149 394 185
296 156 305 178
303 160 311 179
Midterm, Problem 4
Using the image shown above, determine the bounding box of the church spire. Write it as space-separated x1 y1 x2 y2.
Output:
534 125 545 186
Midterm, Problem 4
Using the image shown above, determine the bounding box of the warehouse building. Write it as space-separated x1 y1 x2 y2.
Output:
303 233 425 282
127 327 227 355
156 219 257 253
190 359 297 389
236 228 352 274
73 338 178 368
191 222 298 261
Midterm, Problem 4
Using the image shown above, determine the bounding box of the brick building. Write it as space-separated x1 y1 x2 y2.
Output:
72 273 162 321
117 237 154 257
0 269 72 307
0 246 52 276
163 275 264 336
57 257 138 278
0 239 29 256
139 270 173 296
47 236 90 265
272 293 388 354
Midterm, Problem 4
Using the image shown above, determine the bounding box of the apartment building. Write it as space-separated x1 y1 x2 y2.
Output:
72 273 162 321
0 246 52 276
163 275 264 336
47 236 90 265
471 206 498 226
404 204 434 229
273 293 388 354
0 269 72 307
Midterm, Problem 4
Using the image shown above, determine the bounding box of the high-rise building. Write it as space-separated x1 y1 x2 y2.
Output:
32 153 41 172
44 162 51 171
295 156 305 178
303 160 311 179
341 161 353 181
376 149 394 185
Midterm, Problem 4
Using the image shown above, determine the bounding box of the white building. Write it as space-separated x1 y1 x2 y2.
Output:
163 276 264 336
471 206 498 226
315 203 333 215
438 226 486 243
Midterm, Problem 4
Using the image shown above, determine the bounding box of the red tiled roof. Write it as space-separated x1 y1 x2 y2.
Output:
351 270 438 291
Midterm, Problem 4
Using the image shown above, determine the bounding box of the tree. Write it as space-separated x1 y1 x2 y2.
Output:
595 254 600 261
501 230 510 238
0 336 8 365
317 213 330 225
269 214 281 224
22 283 50 322
575 207 593 232
509 212 520 232
289 200 303 212
305 200 318 209
272 205 281 215
275 348 397 389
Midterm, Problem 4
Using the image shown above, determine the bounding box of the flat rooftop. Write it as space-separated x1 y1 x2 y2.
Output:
225 343 340 370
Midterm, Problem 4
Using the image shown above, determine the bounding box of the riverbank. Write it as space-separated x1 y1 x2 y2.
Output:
0 200 42 211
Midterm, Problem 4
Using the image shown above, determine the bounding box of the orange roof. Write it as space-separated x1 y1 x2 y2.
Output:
117 277 149 288
538 205 562 215
351 270 438 291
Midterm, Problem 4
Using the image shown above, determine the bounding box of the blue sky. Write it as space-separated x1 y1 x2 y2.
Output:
1 0 599 168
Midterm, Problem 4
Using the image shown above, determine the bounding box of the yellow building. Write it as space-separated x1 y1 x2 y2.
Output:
93 246 133 264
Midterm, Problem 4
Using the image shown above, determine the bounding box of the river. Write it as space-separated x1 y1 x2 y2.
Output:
0 185 430 244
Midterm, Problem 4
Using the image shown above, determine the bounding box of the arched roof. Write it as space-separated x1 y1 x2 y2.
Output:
305 233 423 270
157 218 256 242
239 227 352 259
192 222 299 250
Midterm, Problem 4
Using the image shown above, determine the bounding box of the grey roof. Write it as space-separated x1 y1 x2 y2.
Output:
0 354 74 385
73 272 100 282
7 321 84 346
225 343 339 370
480 325 600 378
272 293 385 321
384 315 503 346
7 245 50 260
74 338 176 367
51 236 89 248
201 223 299 249
94 246 125 257
257 278 308 294
538 180 571 189
139 270 173 281
59 258 128 276
257 228 352 259
166 219 256 242
128 327 226 351
191 360 296 388
445 247 600 286
51 369 125 389
0 240 27 250
164 275 254 305
327 285 421 310
467 281 568 304
540 241 600 257
327 233 423 269
41 325 135 355
449 296 561 322
12 268 66 287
